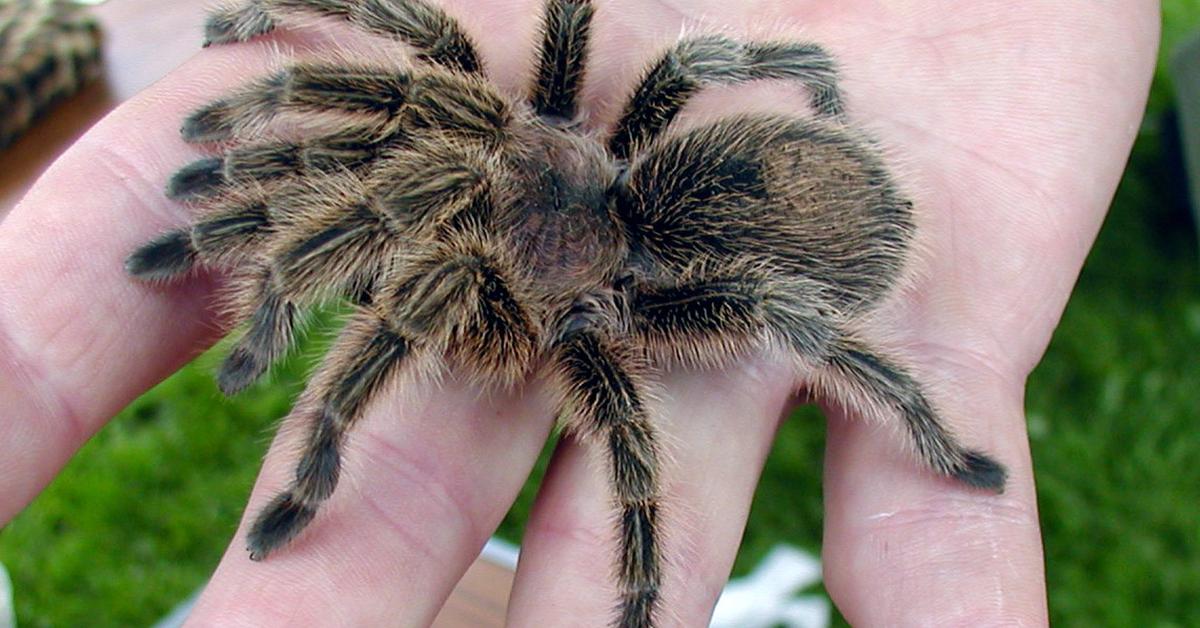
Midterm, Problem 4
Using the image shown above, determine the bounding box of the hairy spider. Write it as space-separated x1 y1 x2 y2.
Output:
126 0 1006 625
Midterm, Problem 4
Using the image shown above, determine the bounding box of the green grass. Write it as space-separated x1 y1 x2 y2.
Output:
5 10 1200 627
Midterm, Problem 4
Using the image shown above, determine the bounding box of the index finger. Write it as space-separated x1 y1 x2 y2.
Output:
0 44 282 522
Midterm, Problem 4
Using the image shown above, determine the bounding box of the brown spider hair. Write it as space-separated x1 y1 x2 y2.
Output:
126 1 1005 626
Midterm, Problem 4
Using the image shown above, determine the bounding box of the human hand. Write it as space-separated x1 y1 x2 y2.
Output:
0 0 1158 625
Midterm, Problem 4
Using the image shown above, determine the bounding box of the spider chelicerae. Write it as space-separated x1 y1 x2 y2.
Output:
125 0 1007 625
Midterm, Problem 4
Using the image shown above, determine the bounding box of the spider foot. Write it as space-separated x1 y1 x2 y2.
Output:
954 450 1007 492
167 157 225 200
218 346 267 396
617 588 657 628
244 492 314 559
246 491 316 561
204 3 276 47
125 230 196 281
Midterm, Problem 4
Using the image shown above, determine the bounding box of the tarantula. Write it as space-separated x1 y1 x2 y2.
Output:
125 0 1006 625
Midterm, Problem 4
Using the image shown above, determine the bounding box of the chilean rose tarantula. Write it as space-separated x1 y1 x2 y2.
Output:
126 0 1006 625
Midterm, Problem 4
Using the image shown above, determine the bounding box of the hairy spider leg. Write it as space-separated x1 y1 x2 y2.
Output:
206 0 483 74
629 272 1005 489
247 310 412 558
218 136 506 394
530 0 596 123
550 326 662 628
169 127 391 201
248 242 537 558
390 241 540 386
221 276 301 395
629 272 769 369
125 195 270 280
219 194 398 394
171 61 417 200
816 336 1007 489
180 62 413 144
619 225 1003 497
133 61 512 279
609 35 844 159
204 1 277 45
124 230 199 281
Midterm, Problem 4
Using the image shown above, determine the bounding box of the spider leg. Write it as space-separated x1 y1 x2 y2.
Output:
816 336 1007 490
205 0 482 75
247 309 412 559
168 128 389 201
124 230 198 281
204 1 277 45
217 145 500 393
126 195 271 280
219 273 301 395
249 236 535 558
182 62 411 143
550 322 662 627
131 145 384 283
219 198 397 394
530 0 595 123
183 59 510 151
609 35 843 158
390 242 538 384
629 274 1006 491
191 196 273 265
629 273 766 369
366 142 499 231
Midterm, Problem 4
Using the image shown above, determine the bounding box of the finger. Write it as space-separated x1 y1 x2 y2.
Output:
813 3 1159 623
0 43 293 522
186 374 556 626
506 360 795 626
822 371 1048 625
0 0 476 526
0 0 536 523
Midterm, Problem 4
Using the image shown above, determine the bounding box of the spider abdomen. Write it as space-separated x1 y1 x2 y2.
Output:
617 114 914 313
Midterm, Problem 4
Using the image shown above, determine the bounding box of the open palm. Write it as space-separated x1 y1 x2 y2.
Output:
0 0 1157 625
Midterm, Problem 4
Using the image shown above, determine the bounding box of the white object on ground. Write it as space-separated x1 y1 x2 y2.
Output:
710 545 830 628
479 536 521 571
1 561 15 628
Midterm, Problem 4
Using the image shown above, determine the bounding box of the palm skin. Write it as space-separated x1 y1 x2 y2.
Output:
0 0 1157 626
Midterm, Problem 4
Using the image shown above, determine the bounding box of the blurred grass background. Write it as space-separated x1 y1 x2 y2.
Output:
3 5 1200 627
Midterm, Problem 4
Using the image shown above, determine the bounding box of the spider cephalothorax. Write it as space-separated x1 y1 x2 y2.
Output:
126 1 1006 625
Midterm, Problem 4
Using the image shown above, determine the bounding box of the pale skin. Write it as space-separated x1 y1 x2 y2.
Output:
0 0 1158 625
